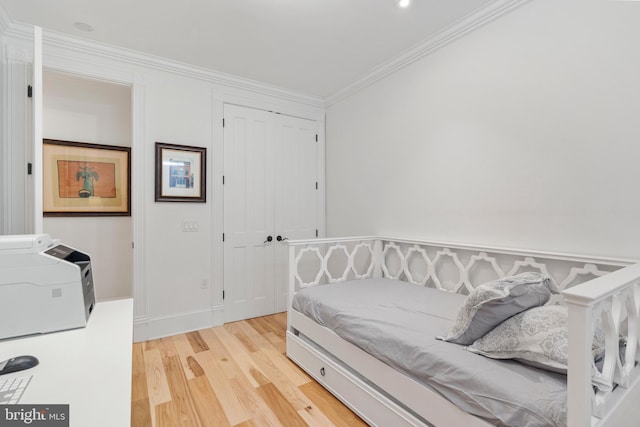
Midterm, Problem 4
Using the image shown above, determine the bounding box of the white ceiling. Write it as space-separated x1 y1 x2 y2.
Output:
0 0 494 99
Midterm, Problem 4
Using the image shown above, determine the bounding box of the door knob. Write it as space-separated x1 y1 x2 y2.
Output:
264 235 273 244
276 235 288 242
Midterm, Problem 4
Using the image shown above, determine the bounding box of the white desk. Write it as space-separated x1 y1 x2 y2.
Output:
0 298 133 427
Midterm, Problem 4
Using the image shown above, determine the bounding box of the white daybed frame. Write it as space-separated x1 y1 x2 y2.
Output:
286 236 640 427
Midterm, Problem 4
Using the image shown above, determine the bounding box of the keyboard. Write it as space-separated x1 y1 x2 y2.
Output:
0 375 32 404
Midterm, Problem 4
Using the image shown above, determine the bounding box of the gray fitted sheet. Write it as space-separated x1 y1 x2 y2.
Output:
292 278 567 427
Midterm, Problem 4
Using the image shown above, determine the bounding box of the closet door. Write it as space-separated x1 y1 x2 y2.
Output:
273 115 318 312
223 104 319 322
223 104 276 323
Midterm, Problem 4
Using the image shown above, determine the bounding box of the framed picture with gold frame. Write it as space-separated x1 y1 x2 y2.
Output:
43 139 131 216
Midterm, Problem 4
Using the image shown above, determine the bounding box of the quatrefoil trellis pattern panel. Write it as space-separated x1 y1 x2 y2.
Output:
290 238 623 295
378 241 622 295
293 239 377 288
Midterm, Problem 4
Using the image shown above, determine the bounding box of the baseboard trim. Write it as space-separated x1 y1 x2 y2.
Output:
133 305 224 342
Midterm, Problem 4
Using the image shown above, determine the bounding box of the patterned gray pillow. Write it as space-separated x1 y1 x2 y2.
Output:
439 272 558 345
467 305 606 377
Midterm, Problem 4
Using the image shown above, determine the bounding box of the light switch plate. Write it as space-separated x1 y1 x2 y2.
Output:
182 221 199 232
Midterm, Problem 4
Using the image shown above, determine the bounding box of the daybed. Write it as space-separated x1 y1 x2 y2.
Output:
285 236 640 427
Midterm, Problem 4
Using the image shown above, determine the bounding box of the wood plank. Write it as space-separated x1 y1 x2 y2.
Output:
195 349 250 426
172 333 200 380
247 315 285 340
155 401 180 427
144 339 159 352
161 355 201 427
228 376 284 427
271 312 287 330
245 316 270 335
144 347 172 427
256 382 307 427
300 381 368 427
213 325 269 388
297 405 336 427
132 342 146 375
186 331 209 353
264 331 286 354
131 397 152 427
225 321 260 353
157 336 178 359
236 321 310 387
248 349 310 410
187 375 232 427
266 313 288 337
187 356 205 377
198 328 239 380
131 372 149 402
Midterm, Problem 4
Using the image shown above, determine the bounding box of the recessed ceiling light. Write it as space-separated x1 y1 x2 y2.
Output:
396 0 411 8
73 22 94 32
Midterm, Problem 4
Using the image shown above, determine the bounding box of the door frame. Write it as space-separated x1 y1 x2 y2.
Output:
2 34 146 337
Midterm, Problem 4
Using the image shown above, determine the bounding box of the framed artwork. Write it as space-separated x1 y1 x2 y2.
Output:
155 142 206 203
43 139 131 216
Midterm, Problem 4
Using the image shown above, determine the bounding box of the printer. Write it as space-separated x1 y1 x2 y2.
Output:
0 234 96 340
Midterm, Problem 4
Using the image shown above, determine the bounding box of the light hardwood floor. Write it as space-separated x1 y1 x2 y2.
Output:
131 313 368 427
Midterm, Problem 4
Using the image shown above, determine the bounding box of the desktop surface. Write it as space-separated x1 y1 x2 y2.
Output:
0 298 133 426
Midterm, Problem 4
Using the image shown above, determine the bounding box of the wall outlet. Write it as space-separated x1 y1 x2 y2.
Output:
182 221 199 232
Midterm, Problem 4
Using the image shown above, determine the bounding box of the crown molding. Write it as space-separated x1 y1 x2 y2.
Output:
326 0 533 106
0 2 11 35
1 0 530 109
3 21 325 109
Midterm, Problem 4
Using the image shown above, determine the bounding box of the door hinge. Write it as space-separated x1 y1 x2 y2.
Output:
315 229 319 238
222 175 225 185
27 163 32 175
27 85 33 98
222 233 225 242
132 242 135 249
223 290 225 300
222 118 225 128
315 181 318 190
315 134 318 142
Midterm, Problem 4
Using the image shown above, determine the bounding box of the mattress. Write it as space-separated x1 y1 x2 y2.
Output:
292 278 567 427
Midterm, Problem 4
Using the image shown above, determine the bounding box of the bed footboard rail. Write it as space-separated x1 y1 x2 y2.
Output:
562 263 640 427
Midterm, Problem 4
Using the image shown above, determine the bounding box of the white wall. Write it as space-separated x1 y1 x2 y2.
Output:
326 0 640 260
43 71 132 301
143 71 214 321
1 21 324 341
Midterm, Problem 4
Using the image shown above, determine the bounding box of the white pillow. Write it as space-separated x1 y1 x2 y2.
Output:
439 272 557 345
467 304 609 390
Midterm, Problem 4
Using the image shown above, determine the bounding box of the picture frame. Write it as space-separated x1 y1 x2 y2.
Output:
43 139 131 217
155 142 206 203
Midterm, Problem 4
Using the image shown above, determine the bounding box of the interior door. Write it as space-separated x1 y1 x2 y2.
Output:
273 114 318 312
223 104 276 323
223 104 319 321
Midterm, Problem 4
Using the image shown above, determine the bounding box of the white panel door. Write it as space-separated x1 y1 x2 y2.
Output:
274 114 318 313
223 105 318 321
223 104 276 323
